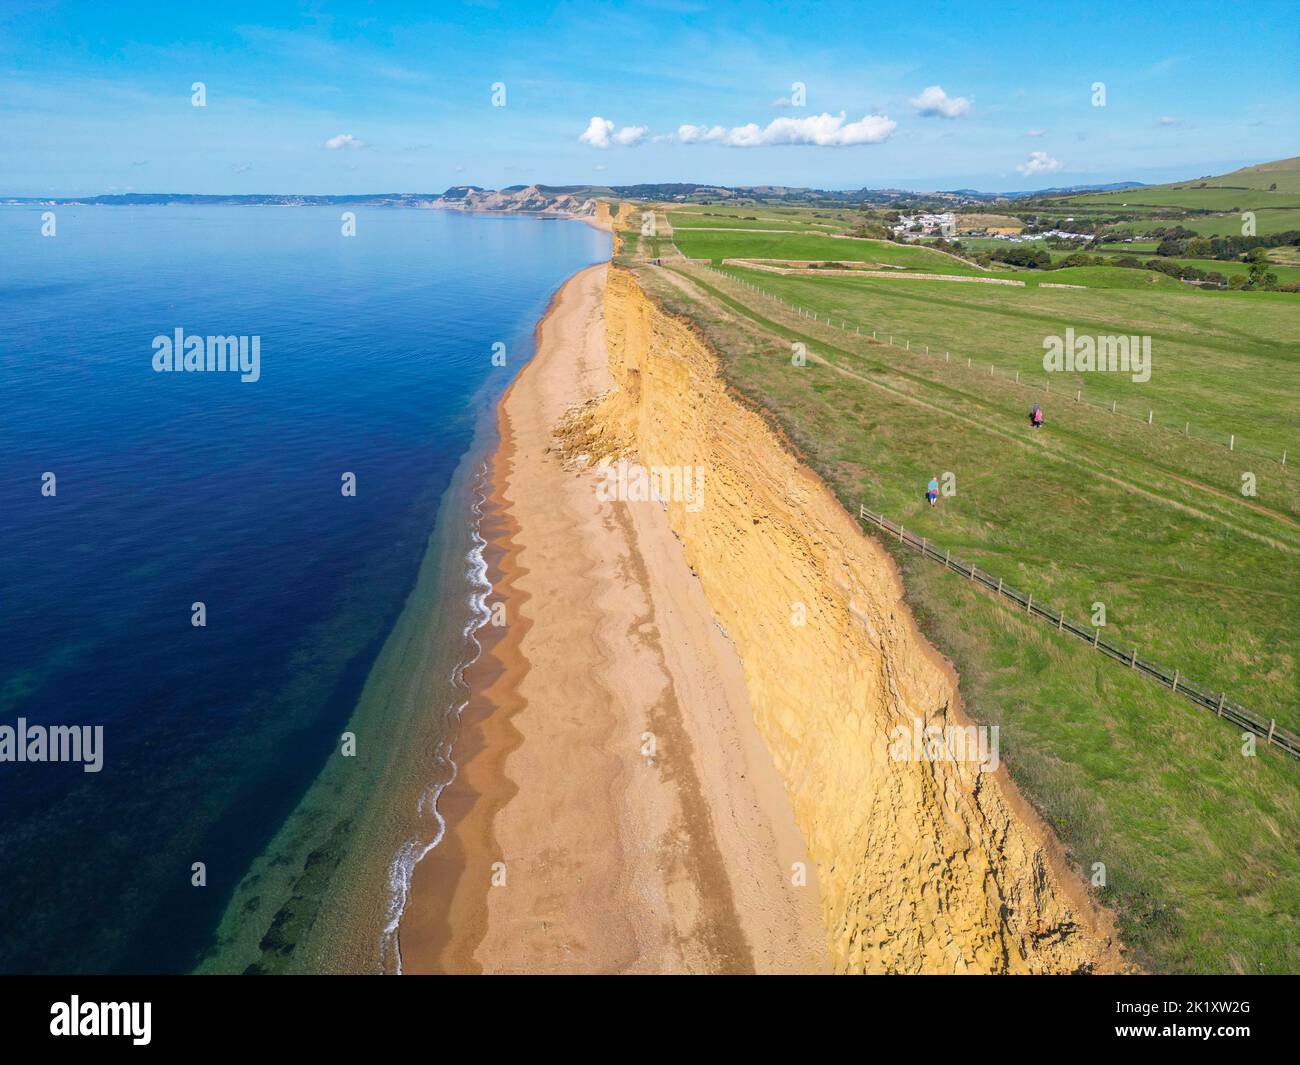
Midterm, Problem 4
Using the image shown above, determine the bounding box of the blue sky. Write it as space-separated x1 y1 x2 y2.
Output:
2 0 1296 196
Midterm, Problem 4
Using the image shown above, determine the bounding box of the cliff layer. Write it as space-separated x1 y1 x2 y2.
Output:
566 265 1123 973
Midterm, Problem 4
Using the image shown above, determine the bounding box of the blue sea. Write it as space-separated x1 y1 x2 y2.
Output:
0 205 608 973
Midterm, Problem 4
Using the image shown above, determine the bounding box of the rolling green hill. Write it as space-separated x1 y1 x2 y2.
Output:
1035 156 1300 234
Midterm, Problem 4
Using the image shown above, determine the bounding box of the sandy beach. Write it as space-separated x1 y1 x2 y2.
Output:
398 263 829 974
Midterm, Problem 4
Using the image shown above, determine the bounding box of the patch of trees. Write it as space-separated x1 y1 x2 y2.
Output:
981 245 1051 268
1146 225 1201 240
1021 218 1101 235
977 245 1055 269
1150 230 1300 260
850 221 892 240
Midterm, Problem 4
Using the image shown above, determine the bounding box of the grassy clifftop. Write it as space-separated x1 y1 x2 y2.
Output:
623 209 1299 973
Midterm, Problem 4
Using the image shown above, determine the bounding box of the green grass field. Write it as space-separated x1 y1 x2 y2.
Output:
1067 187 1300 212
668 209 846 233
672 226 986 273
1041 159 1300 235
1198 157 1300 194
626 225 1300 973
700 263 1298 454
1105 209 1300 237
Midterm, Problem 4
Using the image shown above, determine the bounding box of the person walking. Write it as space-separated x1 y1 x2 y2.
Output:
927 475 940 507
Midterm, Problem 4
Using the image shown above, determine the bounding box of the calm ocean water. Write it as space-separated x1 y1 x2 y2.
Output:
0 205 608 973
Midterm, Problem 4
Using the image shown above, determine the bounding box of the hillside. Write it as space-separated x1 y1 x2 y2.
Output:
1030 156 1300 222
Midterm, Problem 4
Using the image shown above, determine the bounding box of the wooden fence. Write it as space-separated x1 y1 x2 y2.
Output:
858 503 1300 761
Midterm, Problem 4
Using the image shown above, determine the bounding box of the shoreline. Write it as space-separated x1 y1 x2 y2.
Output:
397 261 829 974
393 357 533 973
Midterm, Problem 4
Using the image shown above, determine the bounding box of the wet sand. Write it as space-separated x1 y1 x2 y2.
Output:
398 263 829 974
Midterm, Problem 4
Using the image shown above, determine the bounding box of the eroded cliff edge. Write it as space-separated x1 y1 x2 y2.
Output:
565 264 1125 973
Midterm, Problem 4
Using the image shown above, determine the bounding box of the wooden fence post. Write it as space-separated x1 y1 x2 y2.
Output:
1026 594 1032 614
1131 647 1138 668
1217 693 1225 717
1229 434 1235 451
1171 669 1179 692
1268 720 1276 745
1093 628 1100 647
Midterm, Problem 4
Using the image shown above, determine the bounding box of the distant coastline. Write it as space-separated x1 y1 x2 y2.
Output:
0 177 1151 211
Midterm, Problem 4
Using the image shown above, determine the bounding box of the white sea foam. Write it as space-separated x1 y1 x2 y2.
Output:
379 461 495 975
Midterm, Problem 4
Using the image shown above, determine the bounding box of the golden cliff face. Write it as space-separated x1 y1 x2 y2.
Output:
583 266 1122 973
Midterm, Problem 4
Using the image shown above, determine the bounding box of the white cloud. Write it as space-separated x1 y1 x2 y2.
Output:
1016 150 1063 176
1026 128 1046 137
909 85 971 119
677 123 727 143
579 116 615 148
612 124 647 146
1158 116 1181 126
679 112 895 148
325 133 364 150
579 116 647 148
771 96 792 108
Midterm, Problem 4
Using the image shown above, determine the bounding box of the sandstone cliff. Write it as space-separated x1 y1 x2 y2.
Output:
434 185 598 218
568 265 1124 973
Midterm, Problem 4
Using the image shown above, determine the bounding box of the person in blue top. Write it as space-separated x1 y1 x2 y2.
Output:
927 475 940 507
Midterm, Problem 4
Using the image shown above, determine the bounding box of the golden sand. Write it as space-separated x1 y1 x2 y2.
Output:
398 263 828 973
